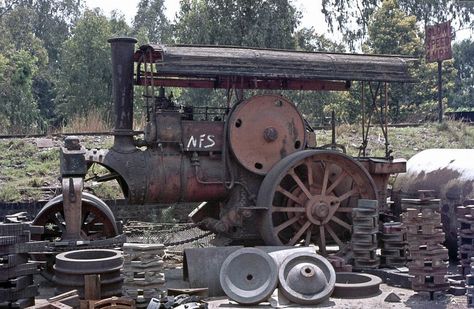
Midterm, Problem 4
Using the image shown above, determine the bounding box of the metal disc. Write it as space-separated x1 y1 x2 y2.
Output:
229 95 305 175
278 252 336 305
219 247 278 304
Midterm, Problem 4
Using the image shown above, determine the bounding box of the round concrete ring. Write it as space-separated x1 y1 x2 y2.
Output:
332 272 382 298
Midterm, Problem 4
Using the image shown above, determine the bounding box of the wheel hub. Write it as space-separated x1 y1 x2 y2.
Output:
304 195 340 225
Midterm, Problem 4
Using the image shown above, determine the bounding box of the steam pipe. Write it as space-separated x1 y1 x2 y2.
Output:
108 37 137 153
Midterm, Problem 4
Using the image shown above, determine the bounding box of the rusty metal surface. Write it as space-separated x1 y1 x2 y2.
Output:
402 200 449 293
122 243 166 300
258 150 377 253
182 121 223 152
358 158 406 213
0 222 43 308
381 222 407 267
351 200 380 269
457 205 474 277
109 38 137 153
135 44 415 83
229 95 305 175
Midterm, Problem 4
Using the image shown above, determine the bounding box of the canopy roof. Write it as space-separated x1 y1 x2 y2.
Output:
134 44 415 90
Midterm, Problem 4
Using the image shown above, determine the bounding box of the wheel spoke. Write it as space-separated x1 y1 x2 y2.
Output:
274 215 301 234
321 164 331 195
52 214 66 233
337 189 358 203
336 207 353 213
305 159 314 187
82 211 91 224
289 169 312 199
326 224 344 247
277 186 303 205
326 171 348 194
305 225 313 246
288 221 312 246
319 225 327 255
272 206 306 213
330 216 352 230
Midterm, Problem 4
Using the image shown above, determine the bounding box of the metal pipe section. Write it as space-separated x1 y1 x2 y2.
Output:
108 37 137 153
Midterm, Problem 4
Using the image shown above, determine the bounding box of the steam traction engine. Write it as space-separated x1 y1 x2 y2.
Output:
33 38 410 254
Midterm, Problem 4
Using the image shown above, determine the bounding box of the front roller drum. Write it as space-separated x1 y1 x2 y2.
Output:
32 192 119 280
258 150 378 254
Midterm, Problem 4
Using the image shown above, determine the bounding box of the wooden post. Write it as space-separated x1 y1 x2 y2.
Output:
438 60 443 123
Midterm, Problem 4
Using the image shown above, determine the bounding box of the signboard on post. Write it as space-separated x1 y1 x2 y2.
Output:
425 21 453 63
425 21 453 123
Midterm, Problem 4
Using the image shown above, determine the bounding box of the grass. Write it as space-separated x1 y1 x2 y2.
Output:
0 121 472 202
60 109 112 133
316 120 474 159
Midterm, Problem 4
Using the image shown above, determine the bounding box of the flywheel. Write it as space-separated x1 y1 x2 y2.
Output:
229 94 306 175
258 150 378 255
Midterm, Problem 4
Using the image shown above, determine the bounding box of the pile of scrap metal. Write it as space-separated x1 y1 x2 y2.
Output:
183 246 382 306
351 199 380 269
0 219 47 308
402 197 449 297
458 204 474 277
122 243 166 308
393 149 474 259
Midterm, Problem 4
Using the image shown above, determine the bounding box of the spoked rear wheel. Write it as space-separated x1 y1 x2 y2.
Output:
258 150 377 255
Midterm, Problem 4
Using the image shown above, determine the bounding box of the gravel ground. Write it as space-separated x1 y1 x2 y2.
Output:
32 268 468 309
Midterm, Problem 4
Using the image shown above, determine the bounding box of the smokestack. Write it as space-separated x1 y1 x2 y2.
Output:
108 37 137 153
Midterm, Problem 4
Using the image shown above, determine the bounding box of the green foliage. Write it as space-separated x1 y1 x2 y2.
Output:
173 0 302 109
0 49 43 133
295 27 346 52
175 0 300 48
450 40 474 110
322 0 474 50
55 9 125 121
133 0 172 43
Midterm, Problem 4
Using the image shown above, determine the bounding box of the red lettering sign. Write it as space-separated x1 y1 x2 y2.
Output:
426 21 453 63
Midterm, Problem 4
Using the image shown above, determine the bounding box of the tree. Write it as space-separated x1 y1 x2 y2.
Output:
55 9 115 120
171 0 302 113
133 0 172 44
175 0 300 49
450 39 474 110
322 0 474 50
295 27 346 52
363 0 457 122
0 50 43 133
